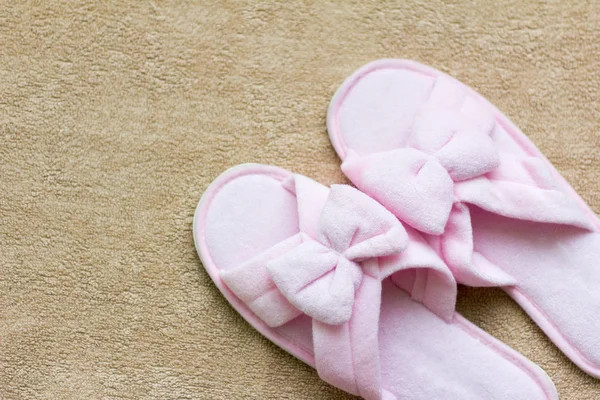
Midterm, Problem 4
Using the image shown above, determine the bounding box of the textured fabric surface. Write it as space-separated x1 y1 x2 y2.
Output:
1 1 599 399
330 59 600 377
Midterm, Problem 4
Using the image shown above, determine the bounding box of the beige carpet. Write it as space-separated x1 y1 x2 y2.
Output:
1 1 600 398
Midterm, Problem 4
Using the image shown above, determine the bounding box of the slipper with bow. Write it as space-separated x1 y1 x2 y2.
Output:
193 163 558 399
327 58 600 378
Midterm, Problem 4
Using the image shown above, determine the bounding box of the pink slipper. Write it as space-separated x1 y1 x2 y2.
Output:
327 59 600 379
194 163 558 399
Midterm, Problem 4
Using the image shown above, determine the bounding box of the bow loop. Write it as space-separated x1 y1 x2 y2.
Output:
343 149 454 235
318 185 409 258
409 75 500 182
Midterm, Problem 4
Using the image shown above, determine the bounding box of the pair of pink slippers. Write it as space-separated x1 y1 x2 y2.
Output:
194 60 600 399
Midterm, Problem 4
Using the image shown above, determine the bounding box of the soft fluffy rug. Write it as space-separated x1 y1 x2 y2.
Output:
1 1 599 398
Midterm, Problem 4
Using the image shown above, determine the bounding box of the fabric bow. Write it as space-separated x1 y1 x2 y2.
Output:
343 76 500 235
339 74 593 289
220 180 408 327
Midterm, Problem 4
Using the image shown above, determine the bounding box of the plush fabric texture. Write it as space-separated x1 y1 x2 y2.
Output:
341 75 501 235
340 74 591 237
196 164 558 400
327 58 600 379
3 1 600 399
221 180 410 327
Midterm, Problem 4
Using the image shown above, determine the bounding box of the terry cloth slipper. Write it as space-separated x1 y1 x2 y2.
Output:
193 163 558 400
327 58 600 378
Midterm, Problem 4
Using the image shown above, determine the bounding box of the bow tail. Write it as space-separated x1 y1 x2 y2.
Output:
313 262 397 400
219 234 305 327
440 203 516 288
454 175 594 231
383 226 458 321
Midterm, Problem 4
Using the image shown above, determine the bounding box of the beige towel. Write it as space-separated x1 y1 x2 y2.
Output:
1 1 599 398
